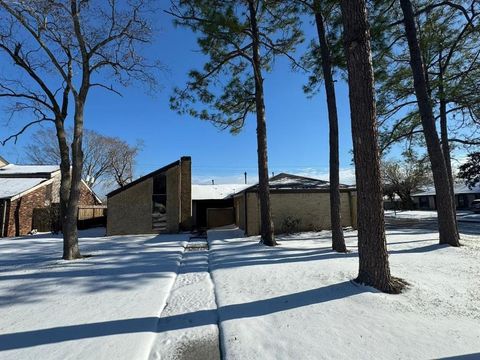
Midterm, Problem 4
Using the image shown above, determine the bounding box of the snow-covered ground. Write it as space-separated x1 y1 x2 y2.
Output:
209 226 480 359
0 228 188 360
385 209 476 220
1 222 479 359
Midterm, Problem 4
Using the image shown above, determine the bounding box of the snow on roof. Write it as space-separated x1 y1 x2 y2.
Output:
241 173 352 192
0 177 49 199
192 184 249 200
0 164 59 177
268 173 330 189
412 183 480 196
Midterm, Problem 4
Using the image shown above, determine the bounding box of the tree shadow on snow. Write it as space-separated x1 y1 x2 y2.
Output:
0 280 371 351
0 234 186 307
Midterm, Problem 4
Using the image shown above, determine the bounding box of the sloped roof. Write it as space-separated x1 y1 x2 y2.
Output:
0 155 8 166
192 184 249 200
0 164 59 178
107 159 184 198
412 183 480 196
239 173 352 193
0 178 50 199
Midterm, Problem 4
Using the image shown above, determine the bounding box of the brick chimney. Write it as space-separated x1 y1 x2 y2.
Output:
179 156 192 227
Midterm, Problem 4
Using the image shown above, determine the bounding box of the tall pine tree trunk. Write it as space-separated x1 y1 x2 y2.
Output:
313 1 347 252
248 0 276 246
438 54 457 221
63 99 84 260
340 0 404 293
399 0 460 246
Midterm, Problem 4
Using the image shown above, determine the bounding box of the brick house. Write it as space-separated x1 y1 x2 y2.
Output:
0 160 100 237
107 157 192 235
233 173 357 236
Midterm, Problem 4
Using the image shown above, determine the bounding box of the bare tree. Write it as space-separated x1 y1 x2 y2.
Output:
106 138 143 187
340 0 405 293
25 127 142 188
382 150 432 209
0 0 159 259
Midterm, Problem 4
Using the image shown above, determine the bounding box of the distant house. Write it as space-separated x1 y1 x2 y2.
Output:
0 161 101 237
411 183 480 210
233 173 357 236
106 157 192 235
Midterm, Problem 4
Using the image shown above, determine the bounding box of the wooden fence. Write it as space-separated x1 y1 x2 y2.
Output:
78 205 107 229
32 205 107 232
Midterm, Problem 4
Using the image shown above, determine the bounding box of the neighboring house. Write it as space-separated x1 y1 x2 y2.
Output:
412 183 480 210
106 157 192 235
0 161 100 237
106 158 357 236
192 183 249 229
0 155 8 168
233 173 357 236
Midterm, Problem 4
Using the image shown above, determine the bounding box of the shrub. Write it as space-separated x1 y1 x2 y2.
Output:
282 216 301 234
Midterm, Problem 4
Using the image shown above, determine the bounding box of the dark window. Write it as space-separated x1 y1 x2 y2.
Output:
457 194 469 209
152 173 167 231
419 196 429 209
153 174 167 195
152 195 167 211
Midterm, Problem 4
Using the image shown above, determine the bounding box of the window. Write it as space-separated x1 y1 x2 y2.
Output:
419 196 429 209
153 174 166 194
152 174 167 231
457 194 469 209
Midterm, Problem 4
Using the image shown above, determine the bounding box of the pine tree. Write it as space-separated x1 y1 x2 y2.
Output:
399 0 460 247
300 0 347 252
340 0 405 293
169 0 303 246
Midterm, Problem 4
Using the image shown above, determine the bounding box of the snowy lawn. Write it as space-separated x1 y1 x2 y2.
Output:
1 223 479 359
385 209 477 221
0 228 188 360
208 225 480 359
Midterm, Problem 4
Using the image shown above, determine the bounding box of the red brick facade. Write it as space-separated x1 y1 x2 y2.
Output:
79 181 100 206
4 181 100 237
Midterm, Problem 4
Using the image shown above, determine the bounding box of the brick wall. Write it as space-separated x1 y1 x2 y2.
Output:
79 181 100 206
4 180 100 237
6 186 49 237
180 156 192 228
241 190 358 236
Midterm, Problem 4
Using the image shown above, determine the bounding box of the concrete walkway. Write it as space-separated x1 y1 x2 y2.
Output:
148 238 221 360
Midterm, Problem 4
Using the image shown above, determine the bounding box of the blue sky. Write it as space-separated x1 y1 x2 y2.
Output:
2 8 364 188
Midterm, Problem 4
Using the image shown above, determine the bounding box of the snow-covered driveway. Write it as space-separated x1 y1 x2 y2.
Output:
0 229 188 360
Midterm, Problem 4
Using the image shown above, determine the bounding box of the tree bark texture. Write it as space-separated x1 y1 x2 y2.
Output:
438 57 458 224
63 99 84 260
313 1 347 252
248 0 276 246
400 0 460 246
54 117 71 234
340 0 404 293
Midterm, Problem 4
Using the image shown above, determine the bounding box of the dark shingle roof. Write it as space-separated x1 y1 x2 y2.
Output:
240 173 353 192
